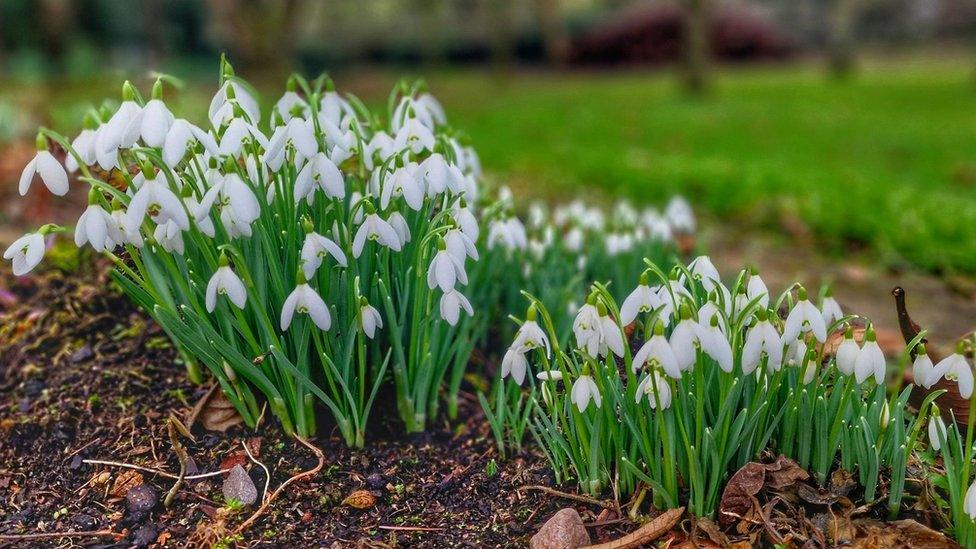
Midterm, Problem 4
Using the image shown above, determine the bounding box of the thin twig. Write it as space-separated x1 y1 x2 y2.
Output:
517 485 615 509
377 525 445 532
82 459 232 480
233 436 325 536
241 439 271 505
0 529 117 542
582 507 684 549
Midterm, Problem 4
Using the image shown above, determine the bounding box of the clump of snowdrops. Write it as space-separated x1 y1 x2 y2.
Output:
7 58 500 446
487 256 976 525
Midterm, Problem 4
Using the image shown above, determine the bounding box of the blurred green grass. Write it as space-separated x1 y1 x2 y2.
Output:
3 56 976 274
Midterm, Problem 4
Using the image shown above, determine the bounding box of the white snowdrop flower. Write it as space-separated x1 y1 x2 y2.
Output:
153 219 185 254
97 97 142 158
74 203 114 252
419 153 448 196
439 289 473 326
741 310 783 374
123 97 174 147
209 80 260 126
219 205 253 239
359 300 383 339
219 173 260 226
4 232 46 276
835 328 860 376
571 374 601 412
853 326 885 384
821 291 843 327
633 322 681 379
688 255 721 291
669 313 701 372
162 119 217 168
746 271 769 308
217 118 268 157
295 152 344 203
353 213 402 258
563 227 583 252
635 373 672 410
394 117 435 154
364 131 396 170
265 117 317 169
381 166 424 211
502 347 529 385
388 211 411 246
301 232 347 279
783 287 827 343
487 216 527 251
318 91 353 127
641 209 672 241
444 227 478 263
205 264 247 312
66 127 96 172
19 147 69 196
796 344 817 385
620 274 662 325
698 300 726 333
281 281 331 331
125 173 189 234
536 370 563 381
665 196 695 233
449 201 478 243
605 232 634 256
699 315 733 373
109 209 144 247
427 245 468 292
319 117 356 165
513 311 551 357
573 300 601 349
274 90 309 123
595 311 625 358
928 412 947 452
416 93 447 126
930 346 974 399
185 183 222 238
912 345 935 388
965 479 976 519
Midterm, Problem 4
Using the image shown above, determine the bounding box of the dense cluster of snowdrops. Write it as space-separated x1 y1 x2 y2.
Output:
4 58 689 448
487 257 976 543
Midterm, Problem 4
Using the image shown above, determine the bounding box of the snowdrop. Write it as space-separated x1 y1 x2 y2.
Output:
620 273 662 325
635 372 672 409
820 290 843 327
930 344 974 399
783 286 827 344
633 321 681 378
387 210 411 246
359 298 383 339
741 309 784 374
669 308 700 371
835 327 860 376
699 314 733 373
912 345 935 388
124 84 173 147
513 307 551 357
74 201 114 252
571 373 601 412
394 117 435 154
19 136 68 196
162 119 217 168
853 325 885 384
427 243 468 292
928 409 947 452
205 260 247 312
502 347 530 385
965 480 976 520
439 289 473 326
294 152 344 203
124 171 188 234
281 278 331 331
746 270 769 308
688 255 720 291
301 230 347 279
154 219 185 254
4 231 46 276
381 166 424 211
353 212 402 257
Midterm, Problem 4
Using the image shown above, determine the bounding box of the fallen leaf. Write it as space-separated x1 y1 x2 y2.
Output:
222 465 257 506
763 455 808 490
342 490 377 509
200 389 243 432
111 470 145 498
220 451 247 473
718 462 765 527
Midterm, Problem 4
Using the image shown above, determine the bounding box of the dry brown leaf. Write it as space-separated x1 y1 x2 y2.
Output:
110 469 144 498
718 462 765 527
342 490 377 509
200 390 243 432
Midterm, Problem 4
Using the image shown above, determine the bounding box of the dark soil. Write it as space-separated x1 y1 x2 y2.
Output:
0 265 635 548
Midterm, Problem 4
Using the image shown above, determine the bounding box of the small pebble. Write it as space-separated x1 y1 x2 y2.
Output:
366 473 386 489
130 523 158 548
126 484 158 516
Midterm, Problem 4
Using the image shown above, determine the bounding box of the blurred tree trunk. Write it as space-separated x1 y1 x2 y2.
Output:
534 0 569 66
204 0 305 76
487 0 517 76
827 0 860 79
680 0 710 95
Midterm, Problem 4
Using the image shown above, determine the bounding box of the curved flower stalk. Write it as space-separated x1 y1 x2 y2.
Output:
485 256 938 520
4 60 498 446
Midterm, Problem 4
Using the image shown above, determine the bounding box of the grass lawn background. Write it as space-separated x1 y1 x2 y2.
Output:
3 54 975 273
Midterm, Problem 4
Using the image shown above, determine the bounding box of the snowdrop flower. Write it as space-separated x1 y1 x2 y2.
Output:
820 289 843 327
796 345 817 385
746 269 769 308
928 408 947 452
835 327 860 376
265 117 317 170
444 227 478 263
4 231 46 276
501 347 530 385
427 242 468 292
742 309 783 374
439 289 473 326
364 131 396 170
669 308 701 371
593 307 625 358
965 479 976 520
381 166 424 211
783 287 827 344
635 373 672 410
153 219 185 254
295 152 344 203
352 211 402 258
205 259 247 312
74 201 114 252
162 119 217 168
571 373 601 412
665 196 695 233
853 325 885 384
880 400 890 430
620 273 662 325
388 211 411 246
301 231 347 279
419 153 448 196
394 117 435 154
19 137 68 196
123 85 174 147
359 298 383 339
124 172 189 233
688 256 720 291
108 209 144 247
930 344 974 399
487 216 527 251
96 87 142 162
563 227 583 252
513 306 551 357
209 79 260 126
452 200 479 242
218 118 269 157
912 345 935 388
281 278 331 331
633 321 681 378
537 370 563 381
66 117 98 172
573 298 601 347
318 91 353 127
699 314 733 373
274 89 309 122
